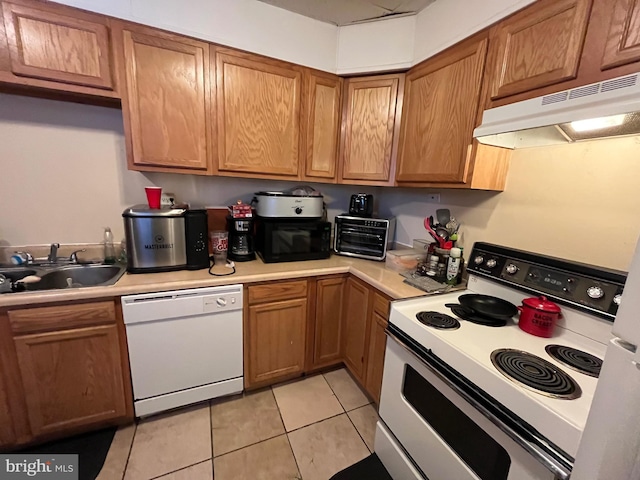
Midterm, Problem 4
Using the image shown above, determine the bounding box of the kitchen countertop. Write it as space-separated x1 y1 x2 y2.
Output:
0 255 435 308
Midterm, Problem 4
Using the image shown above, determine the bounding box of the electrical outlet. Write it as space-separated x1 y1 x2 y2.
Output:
426 193 440 203
161 192 176 206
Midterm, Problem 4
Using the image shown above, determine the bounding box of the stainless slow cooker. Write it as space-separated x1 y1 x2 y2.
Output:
252 186 324 218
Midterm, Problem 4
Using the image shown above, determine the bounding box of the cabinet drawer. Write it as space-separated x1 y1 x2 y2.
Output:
8 301 116 335
248 280 307 304
372 292 390 319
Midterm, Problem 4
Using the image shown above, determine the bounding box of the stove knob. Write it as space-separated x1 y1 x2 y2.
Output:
613 294 622 306
486 259 497 269
587 286 604 300
505 263 518 275
295 207 303 214
474 255 484 265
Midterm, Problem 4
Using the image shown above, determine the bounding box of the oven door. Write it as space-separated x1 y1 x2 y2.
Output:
335 225 386 259
379 334 559 480
257 220 331 263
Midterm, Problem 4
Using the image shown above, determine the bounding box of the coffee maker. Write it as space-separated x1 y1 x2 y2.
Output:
226 215 256 261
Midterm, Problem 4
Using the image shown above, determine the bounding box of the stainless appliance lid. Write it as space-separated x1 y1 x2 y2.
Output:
254 185 323 198
122 204 187 217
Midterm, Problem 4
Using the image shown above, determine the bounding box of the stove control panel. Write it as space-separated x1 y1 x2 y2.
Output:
468 243 627 321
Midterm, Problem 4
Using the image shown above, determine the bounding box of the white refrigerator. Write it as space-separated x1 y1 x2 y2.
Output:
572 237 640 479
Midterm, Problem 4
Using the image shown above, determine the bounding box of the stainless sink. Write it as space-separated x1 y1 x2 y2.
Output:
0 268 37 282
24 264 126 291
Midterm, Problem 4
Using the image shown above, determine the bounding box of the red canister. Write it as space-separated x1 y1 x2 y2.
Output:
517 296 562 337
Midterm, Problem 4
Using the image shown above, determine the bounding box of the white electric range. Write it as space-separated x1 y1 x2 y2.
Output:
374 242 626 480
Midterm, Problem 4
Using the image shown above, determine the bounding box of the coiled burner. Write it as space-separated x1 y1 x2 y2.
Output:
545 345 603 378
416 311 460 330
491 348 582 399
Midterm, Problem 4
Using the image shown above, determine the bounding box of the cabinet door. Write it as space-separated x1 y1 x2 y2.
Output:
396 36 488 184
488 0 591 100
120 27 210 171
342 277 370 382
312 277 345 368
216 49 302 178
0 364 16 448
601 0 640 69
247 298 307 386
1 2 113 89
303 71 342 182
365 313 388 405
14 324 126 437
339 75 403 185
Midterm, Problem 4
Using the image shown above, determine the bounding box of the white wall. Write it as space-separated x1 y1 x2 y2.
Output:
3 93 639 272
379 137 640 271
336 15 415 75
52 0 338 72
51 0 535 74
412 0 535 64
0 93 373 246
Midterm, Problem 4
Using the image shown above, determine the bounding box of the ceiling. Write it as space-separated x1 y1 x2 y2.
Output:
257 0 436 26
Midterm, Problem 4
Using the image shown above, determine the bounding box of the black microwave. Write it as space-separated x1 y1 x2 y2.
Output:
256 218 332 263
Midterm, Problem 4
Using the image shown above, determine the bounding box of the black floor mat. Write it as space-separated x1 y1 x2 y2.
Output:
330 453 393 480
17 427 117 480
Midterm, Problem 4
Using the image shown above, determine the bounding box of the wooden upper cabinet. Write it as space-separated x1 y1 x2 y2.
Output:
339 74 403 185
14 324 127 437
488 0 592 100
601 0 640 70
216 48 302 178
302 71 342 182
117 25 211 172
396 35 488 184
1 1 113 90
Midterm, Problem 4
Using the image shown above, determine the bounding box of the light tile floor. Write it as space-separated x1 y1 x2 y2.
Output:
98 368 379 480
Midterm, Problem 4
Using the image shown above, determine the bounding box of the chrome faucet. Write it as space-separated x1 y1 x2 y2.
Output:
48 243 60 263
69 249 87 264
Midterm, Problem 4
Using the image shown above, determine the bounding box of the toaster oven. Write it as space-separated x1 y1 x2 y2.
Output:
334 215 396 261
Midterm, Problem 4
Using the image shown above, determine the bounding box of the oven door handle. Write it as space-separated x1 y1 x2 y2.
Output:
386 326 573 480
339 229 384 239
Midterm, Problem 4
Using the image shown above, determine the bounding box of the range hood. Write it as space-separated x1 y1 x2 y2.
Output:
474 73 640 149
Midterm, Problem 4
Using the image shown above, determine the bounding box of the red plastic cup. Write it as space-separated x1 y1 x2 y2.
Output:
145 187 162 209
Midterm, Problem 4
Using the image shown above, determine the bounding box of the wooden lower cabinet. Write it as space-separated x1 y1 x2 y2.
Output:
14 324 127 437
309 276 345 369
341 279 391 403
245 281 308 388
0 300 132 448
0 361 16 447
341 276 371 383
244 275 390 403
364 312 388 404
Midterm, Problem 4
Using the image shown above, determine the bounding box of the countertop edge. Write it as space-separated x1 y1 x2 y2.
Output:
0 259 429 308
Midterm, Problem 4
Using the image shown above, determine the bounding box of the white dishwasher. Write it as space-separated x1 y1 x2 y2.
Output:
121 285 243 417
